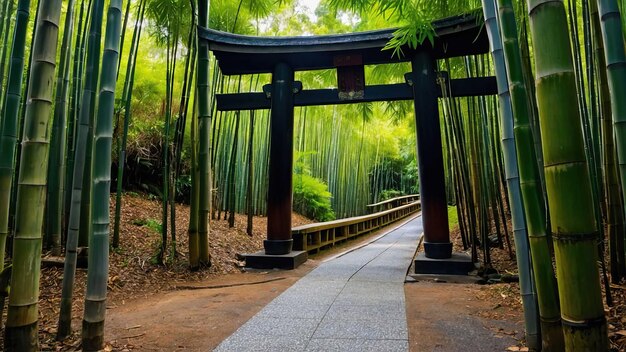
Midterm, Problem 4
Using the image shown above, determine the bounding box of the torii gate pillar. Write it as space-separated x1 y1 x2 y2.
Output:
409 51 473 274
245 62 307 269
266 63 296 254
409 50 452 259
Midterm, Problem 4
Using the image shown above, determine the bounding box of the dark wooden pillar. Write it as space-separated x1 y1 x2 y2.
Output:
409 51 451 259
265 63 295 255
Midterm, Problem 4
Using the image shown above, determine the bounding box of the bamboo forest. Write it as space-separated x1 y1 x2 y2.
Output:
1 0 626 350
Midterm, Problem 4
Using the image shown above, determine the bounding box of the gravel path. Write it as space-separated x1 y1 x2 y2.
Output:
215 216 422 352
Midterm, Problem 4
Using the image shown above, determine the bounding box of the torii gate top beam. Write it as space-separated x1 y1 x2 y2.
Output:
198 13 489 75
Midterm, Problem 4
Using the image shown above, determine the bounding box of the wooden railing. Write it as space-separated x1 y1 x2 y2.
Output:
292 200 421 254
365 194 420 213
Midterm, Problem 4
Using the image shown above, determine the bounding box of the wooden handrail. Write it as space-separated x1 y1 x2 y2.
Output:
293 200 420 233
291 200 421 254
366 194 420 208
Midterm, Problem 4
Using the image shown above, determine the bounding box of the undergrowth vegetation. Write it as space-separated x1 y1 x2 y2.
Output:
293 174 335 222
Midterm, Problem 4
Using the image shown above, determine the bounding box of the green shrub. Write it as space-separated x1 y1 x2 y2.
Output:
132 218 162 234
378 189 404 201
448 206 459 228
293 174 335 222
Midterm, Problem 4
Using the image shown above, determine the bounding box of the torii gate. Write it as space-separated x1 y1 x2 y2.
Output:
199 13 497 273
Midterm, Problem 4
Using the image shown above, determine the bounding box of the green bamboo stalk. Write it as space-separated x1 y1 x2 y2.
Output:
0 0 8 92
497 0 565 349
596 0 626 280
115 0 131 77
246 109 255 236
594 0 626 282
46 0 76 255
7 0 41 251
189 89 200 269
82 0 122 349
518 5 547 202
582 0 606 225
0 0 30 276
569 4 607 278
172 9 196 184
0 0 6 42
64 0 87 230
0 0 15 108
442 80 470 249
113 0 146 248
525 0 608 349
3 0 62 348
595 12 626 282
482 2 542 347
228 110 240 228
78 0 100 247
197 0 211 266
79 123 95 248
159 33 174 264
57 0 105 340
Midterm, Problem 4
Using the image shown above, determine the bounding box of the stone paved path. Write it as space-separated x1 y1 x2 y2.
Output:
214 215 422 352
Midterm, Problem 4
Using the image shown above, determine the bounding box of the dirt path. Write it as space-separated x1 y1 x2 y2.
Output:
105 216 525 352
104 220 402 351
106 260 319 351
405 282 524 352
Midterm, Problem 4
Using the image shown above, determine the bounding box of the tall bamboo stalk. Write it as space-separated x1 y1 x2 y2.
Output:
0 0 15 107
591 0 626 283
596 0 626 282
57 0 105 339
482 1 541 348
189 90 200 269
497 0 564 349
64 0 88 228
197 0 211 266
0 0 30 275
3 0 62 348
46 0 76 255
526 0 608 349
112 0 146 248
116 0 131 77
81 0 122 347
246 109 255 236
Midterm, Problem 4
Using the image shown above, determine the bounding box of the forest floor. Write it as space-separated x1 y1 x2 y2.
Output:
0 193 623 351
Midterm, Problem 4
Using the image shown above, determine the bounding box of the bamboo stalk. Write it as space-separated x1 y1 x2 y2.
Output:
82 0 123 348
112 0 146 249
596 0 626 284
46 0 76 255
525 0 608 348
4 0 62 347
482 1 542 347
594 7 626 281
57 0 105 340
197 0 211 266
0 0 15 108
0 0 30 275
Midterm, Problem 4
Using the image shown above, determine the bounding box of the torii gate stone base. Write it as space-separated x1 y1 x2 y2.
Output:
202 13 489 273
